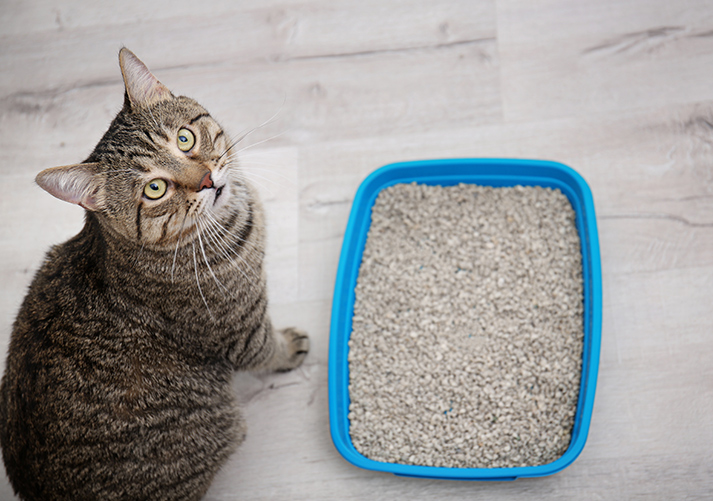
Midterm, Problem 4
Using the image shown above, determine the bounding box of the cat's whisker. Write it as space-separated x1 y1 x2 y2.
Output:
234 159 295 176
237 161 294 174
192 241 214 321
234 164 290 181
237 149 286 159
202 211 261 283
202 215 253 260
219 128 250 162
229 173 276 198
203 212 259 265
235 158 285 169
219 104 285 161
203 210 257 250
201 224 236 271
195 218 229 297
200 217 254 288
233 129 291 156
226 170 285 201
172 211 190 282
227 161 293 191
241 170 289 191
219 130 260 163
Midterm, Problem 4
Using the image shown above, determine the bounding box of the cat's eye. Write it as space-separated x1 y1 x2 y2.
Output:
177 128 195 152
144 179 168 200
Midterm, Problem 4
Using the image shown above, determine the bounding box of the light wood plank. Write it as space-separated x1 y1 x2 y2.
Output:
1 0 712 499
1 44 501 150
498 0 713 120
0 1 495 98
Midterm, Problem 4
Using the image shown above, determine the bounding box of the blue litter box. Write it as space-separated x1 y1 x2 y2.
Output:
328 158 602 481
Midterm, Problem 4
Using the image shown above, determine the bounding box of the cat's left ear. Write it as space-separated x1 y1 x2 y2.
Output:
36 163 106 211
119 47 173 109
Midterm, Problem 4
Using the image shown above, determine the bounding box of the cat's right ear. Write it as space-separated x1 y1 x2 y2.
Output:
36 163 105 211
119 48 173 110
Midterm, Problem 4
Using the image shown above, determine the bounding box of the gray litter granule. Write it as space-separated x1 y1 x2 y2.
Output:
348 183 584 469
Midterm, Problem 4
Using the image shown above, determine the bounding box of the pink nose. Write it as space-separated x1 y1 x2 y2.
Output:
198 171 213 191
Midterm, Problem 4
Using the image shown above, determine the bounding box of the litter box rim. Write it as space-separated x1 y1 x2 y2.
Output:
328 158 602 481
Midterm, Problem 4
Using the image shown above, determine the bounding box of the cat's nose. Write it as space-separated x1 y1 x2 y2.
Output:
198 171 213 191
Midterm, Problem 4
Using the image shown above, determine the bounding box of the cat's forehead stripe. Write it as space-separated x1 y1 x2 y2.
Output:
140 129 161 150
189 113 211 125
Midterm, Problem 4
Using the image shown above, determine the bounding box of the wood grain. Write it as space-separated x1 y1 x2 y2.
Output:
1 1 712 499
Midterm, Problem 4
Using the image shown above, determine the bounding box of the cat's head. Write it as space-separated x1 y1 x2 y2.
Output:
36 48 240 249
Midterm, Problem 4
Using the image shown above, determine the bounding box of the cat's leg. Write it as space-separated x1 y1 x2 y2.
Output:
229 313 309 373
264 326 310 373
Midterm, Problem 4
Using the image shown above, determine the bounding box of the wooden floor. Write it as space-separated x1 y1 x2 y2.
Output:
1 1 712 499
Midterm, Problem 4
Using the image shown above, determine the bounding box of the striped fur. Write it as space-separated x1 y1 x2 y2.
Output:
0 49 308 501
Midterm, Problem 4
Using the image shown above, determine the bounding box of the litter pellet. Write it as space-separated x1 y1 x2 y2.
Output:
348 183 584 468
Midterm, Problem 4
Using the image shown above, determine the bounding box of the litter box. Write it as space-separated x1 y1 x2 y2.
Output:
328 158 602 481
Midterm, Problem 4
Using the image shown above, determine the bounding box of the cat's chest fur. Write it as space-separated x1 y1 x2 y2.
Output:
32 183 266 363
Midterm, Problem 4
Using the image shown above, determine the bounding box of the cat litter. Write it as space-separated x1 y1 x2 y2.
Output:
329 159 602 480
348 182 582 469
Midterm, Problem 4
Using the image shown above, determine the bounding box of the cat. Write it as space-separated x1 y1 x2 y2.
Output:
0 48 309 501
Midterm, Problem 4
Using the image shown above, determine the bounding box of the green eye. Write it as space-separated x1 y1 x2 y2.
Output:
177 128 195 152
144 179 167 200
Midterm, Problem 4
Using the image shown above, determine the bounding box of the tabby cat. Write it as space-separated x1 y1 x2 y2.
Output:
0 48 309 500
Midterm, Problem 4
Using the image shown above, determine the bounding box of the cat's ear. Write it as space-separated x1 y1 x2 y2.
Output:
36 163 106 211
119 48 173 109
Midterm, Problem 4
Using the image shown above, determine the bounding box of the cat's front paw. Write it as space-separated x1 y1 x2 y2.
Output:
274 327 309 372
